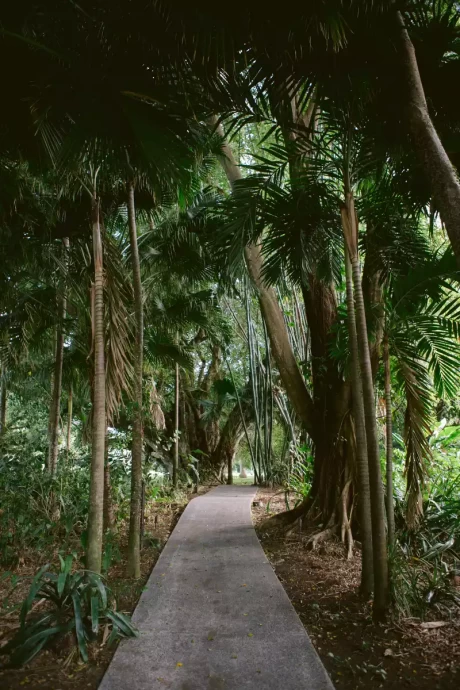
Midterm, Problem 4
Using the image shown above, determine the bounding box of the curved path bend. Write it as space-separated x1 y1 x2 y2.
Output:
99 485 334 690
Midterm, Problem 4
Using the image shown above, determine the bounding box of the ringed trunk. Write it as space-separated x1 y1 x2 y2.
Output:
87 196 106 574
345 245 374 596
66 385 73 461
342 194 389 620
127 181 144 579
173 362 179 488
384 334 395 548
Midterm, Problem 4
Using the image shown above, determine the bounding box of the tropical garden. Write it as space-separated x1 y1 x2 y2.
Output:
0 0 460 687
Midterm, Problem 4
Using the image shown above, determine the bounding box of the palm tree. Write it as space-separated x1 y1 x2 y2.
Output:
344 245 373 595
341 192 389 620
47 237 70 474
126 181 144 578
86 190 107 574
383 331 395 548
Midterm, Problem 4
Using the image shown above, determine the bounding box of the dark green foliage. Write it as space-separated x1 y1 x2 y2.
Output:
0 556 138 668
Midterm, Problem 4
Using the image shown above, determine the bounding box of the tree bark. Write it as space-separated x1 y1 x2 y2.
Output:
87 197 106 574
0 363 6 436
104 434 115 532
396 10 460 266
345 246 374 596
210 117 316 439
211 388 253 477
47 237 69 474
342 195 389 621
384 333 395 548
301 275 350 523
362 235 384 381
66 385 72 461
173 362 179 488
127 181 144 578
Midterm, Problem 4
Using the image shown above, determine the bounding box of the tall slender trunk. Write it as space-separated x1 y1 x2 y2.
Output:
104 434 115 532
345 246 374 596
384 333 395 548
0 363 6 436
48 237 69 474
209 117 316 439
173 362 179 488
396 10 460 266
87 197 106 574
342 194 389 621
127 181 144 578
66 385 73 461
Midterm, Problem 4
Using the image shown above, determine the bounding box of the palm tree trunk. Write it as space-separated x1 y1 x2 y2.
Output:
48 237 69 474
66 385 72 461
87 196 106 574
173 362 179 488
342 195 389 621
396 11 460 266
344 246 374 596
209 117 316 440
0 363 6 436
104 433 115 532
127 181 144 578
384 333 395 548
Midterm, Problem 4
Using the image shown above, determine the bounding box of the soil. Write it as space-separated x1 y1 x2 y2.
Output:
3 484 459 690
0 486 211 690
252 488 460 690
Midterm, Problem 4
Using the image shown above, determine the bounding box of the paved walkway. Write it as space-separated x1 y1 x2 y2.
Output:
99 485 334 690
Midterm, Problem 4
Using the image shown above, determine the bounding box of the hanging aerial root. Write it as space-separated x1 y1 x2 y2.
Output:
340 478 354 560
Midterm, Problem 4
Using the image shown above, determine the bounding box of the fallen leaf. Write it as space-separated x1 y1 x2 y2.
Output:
420 622 449 629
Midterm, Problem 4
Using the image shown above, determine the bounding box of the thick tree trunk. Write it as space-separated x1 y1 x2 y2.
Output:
384 334 395 548
396 10 460 266
301 276 350 523
127 181 144 578
87 197 106 574
211 390 253 477
345 246 374 596
173 362 179 488
210 117 316 440
0 363 6 436
66 385 72 461
342 195 389 621
47 237 69 474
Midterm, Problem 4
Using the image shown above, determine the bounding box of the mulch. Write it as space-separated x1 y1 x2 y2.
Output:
253 488 460 690
0 487 210 690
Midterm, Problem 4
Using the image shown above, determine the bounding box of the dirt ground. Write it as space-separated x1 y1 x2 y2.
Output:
252 487 460 689
0 487 210 690
2 484 459 689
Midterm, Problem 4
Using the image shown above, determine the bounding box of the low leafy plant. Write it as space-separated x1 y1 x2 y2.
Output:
0 555 138 668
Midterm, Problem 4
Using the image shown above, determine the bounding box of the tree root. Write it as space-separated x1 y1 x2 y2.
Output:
260 495 314 532
340 478 354 560
305 525 338 550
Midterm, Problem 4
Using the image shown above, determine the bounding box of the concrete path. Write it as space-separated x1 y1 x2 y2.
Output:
99 485 334 690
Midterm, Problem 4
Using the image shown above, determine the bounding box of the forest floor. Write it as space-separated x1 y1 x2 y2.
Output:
253 488 460 690
0 485 211 690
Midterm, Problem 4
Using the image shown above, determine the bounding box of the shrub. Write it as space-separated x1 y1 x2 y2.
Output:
0 555 138 668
